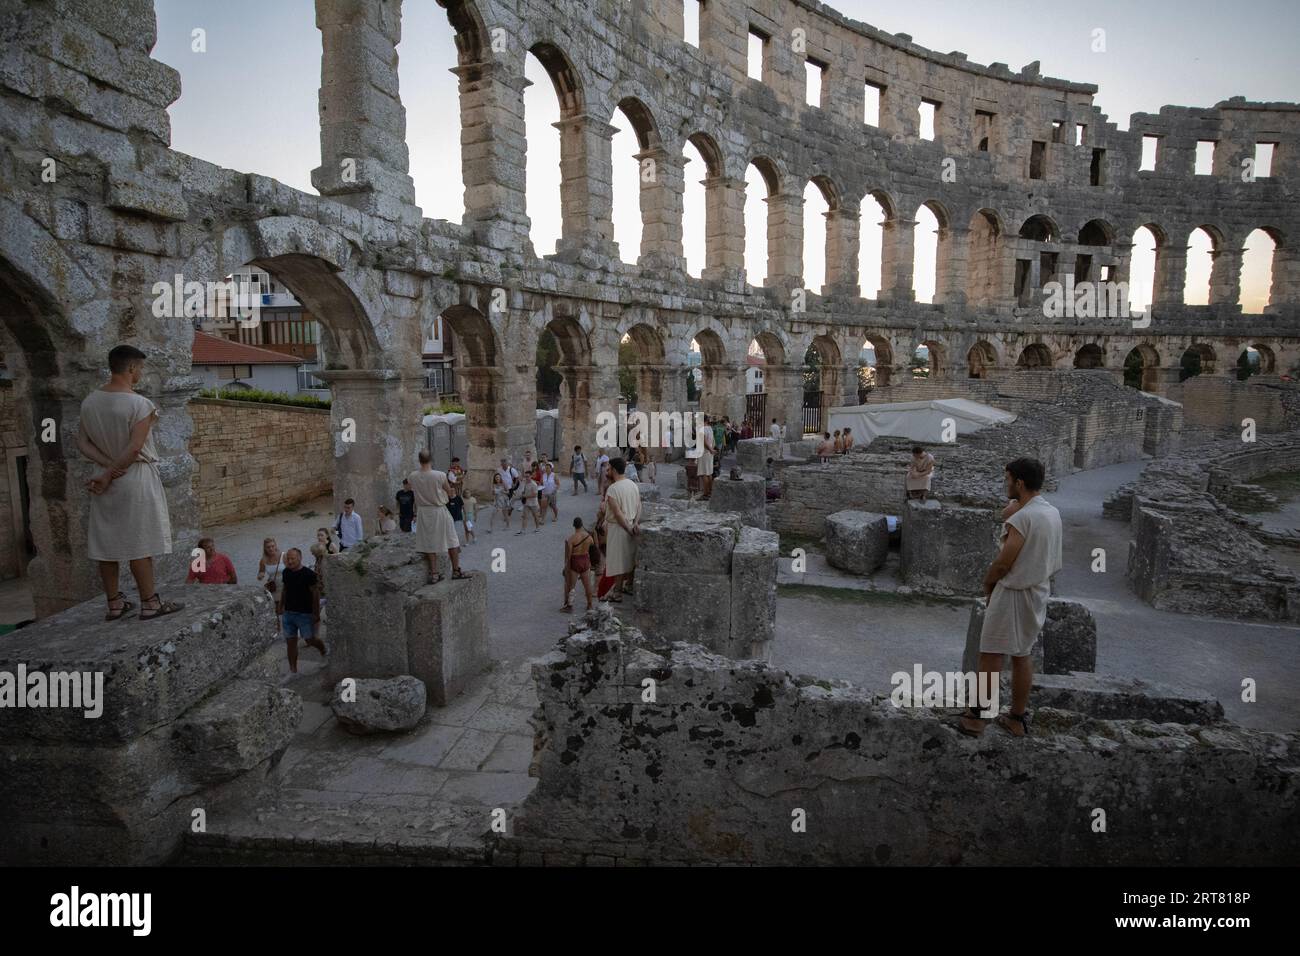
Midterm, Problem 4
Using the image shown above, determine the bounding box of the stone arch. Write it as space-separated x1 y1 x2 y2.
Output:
802 174 841 291
609 95 665 265
913 199 950 304
618 319 669 415
528 41 585 117
1183 223 1223 306
441 303 507 486
1077 219 1115 246
691 324 736 421
1016 342 1054 369
1073 343 1105 369
1179 342 1217 380
1124 343 1161 392
859 333 894 390
0 251 93 618
1237 343 1276 380
1241 226 1284 313
440 0 489 67
968 339 999 378
681 131 725 278
967 208 1004 307
745 156 784 286
911 337 947 378
803 333 843 433
1019 214 1059 243
535 306 597 454
1129 222 1164 313
858 189 894 299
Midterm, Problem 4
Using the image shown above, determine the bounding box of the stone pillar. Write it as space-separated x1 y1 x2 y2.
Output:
703 176 746 285
701 363 747 424
320 369 425 525
1209 246 1245 308
824 205 860 295
556 362 617 459
554 114 620 263
1153 244 1189 306
765 192 804 290
760 365 804 437
636 145 686 272
312 0 419 225
936 226 968 306
453 59 532 251
880 218 917 301
1268 246 1300 309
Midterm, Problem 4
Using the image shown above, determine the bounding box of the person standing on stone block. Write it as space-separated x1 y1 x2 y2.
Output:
597 457 642 602
959 457 1062 739
77 344 184 622
906 446 935 501
816 432 833 464
842 427 854 452
278 547 326 674
409 450 468 584
695 420 717 500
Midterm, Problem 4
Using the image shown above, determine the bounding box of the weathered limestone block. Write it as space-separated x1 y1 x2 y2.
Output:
736 437 778 472
1029 673 1225 724
962 598 1098 676
729 527 779 660
633 510 775 658
331 676 427 734
824 510 889 574
638 483 662 502
0 586 298 865
901 499 1000 594
325 536 489 705
708 473 766 529
0 584 282 744
511 614 1300 866
786 439 816 460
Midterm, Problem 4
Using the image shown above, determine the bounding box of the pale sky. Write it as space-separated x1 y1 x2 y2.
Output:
154 0 1294 315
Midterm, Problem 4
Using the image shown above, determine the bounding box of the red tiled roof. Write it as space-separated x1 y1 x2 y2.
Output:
192 330 301 365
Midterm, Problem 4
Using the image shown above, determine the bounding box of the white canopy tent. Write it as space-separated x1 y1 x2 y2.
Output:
826 398 1017 444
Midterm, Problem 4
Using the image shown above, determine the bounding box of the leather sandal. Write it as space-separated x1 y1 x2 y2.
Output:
138 594 183 620
104 592 135 621
996 711 1031 737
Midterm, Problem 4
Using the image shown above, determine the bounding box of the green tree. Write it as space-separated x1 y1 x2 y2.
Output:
535 329 563 408
618 339 639 405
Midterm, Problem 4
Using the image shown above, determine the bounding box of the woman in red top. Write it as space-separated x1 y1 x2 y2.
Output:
186 537 238 584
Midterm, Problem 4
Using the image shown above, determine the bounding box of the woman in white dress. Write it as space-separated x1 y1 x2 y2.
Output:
77 344 182 621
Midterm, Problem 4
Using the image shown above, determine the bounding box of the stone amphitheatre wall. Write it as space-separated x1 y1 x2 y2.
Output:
1 0 1298 615
1107 434 1300 622
504 612 1300 866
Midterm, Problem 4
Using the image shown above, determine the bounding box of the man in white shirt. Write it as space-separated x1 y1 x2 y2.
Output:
497 458 519 497
959 457 1063 739
335 498 364 550
770 418 786 460
595 449 611 496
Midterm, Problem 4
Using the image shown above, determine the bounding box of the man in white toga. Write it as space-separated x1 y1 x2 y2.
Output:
409 450 466 585
959 457 1062 738
77 344 183 621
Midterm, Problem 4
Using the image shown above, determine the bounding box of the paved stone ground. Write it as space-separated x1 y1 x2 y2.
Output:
771 459 1300 731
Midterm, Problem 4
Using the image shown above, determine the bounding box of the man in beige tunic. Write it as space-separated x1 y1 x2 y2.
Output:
959 457 1061 738
76 344 183 621
409 450 466 584
599 457 641 601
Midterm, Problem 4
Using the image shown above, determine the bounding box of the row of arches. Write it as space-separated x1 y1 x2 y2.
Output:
463 23 1294 313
